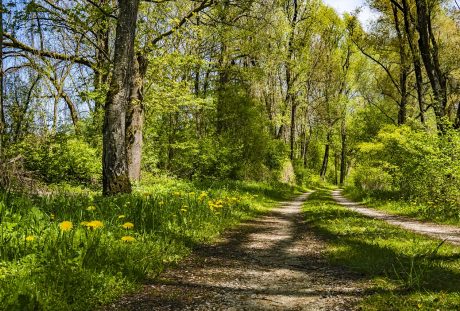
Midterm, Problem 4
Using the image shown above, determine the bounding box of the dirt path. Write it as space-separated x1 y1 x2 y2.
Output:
332 190 460 245
105 193 369 310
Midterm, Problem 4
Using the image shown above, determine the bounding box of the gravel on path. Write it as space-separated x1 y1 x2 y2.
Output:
332 190 460 245
104 192 369 311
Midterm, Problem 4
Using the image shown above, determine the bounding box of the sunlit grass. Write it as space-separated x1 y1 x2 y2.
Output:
303 190 460 310
0 178 299 310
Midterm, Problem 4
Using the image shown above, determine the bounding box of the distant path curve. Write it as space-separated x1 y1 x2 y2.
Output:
105 192 369 310
332 190 460 245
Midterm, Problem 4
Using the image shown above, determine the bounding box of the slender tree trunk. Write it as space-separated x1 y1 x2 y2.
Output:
126 54 148 182
320 131 331 179
340 118 346 186
0 0 4 159
102 0 139 195
415 0 447 132
290 102 297 160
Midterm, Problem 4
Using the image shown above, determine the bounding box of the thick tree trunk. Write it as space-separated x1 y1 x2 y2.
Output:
102 0 139 195
126 54 148 182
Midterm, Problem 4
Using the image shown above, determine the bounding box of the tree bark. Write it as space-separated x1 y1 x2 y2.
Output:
102 0 139 195
126 53 148 182
0 0 4 159
340 118 346 186
415 0 447 132
320 131 331 179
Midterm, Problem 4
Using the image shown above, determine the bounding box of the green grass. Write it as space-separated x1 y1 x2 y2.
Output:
0 178 300 310
344 187 460 226
303 190 460 310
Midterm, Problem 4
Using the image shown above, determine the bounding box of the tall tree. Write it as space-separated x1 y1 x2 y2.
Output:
102 0 140 195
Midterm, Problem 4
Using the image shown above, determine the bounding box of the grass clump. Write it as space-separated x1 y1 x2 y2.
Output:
0 178 298 310
303 190 460 310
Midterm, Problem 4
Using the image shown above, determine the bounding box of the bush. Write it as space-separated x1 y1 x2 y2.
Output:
9 135 101 184
351 125 460 211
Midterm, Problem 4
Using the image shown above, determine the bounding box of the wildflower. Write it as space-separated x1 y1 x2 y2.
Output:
121 222 134 230
86 205 96 211
118 215 126 219
121 236 136 243
198 192 208 201
80 221 89 226
59 221 73 232
25 235 35 242
84 220 104 230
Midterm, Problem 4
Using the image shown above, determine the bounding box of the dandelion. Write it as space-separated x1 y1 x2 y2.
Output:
121 236 135 243
86 205 96 211
118 215 126 219
25 235 35 242
80 221 89 226
198 192 208 201
84 220 104 230
121 222 134 229
59 221 73 232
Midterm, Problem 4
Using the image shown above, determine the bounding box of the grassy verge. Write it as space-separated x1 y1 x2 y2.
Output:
303 190 460 310
343 187 460 226
0 178 301 310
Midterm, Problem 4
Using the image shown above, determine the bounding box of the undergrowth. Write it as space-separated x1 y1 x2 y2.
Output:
0 177 299 310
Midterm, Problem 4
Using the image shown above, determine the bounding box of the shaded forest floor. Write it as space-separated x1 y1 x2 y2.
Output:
104 193 370 310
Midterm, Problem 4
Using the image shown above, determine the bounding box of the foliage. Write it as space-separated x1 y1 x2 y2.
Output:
349 125 460 217
7 135 102 185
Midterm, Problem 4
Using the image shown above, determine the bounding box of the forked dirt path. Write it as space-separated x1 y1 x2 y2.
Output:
105 192 370 310
332 190 460 245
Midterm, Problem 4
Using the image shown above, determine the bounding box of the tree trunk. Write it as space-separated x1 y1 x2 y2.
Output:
415 0 447 132
401 0 425 124
102 0 139 195
320 132 331 179
126 54 148 182
340 119 346 186
290 102 297 160
0 0 4 159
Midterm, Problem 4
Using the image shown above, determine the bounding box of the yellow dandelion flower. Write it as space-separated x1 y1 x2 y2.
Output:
59 221 73 232
25 235 35 242
121 236 135 243
86 205 96 211
85 220 104 230
198 192 208 201
118 215 126 219
121 222 134 229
